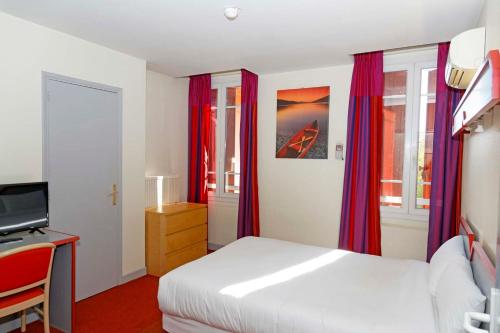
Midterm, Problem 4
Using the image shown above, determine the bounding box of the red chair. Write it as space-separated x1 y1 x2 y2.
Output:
0 243 55 333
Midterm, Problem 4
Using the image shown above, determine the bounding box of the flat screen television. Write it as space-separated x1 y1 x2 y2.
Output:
0 182 49 235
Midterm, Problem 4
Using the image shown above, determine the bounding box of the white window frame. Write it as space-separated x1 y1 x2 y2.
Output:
410 60 437 217
209 74 241 202
381 48 437 221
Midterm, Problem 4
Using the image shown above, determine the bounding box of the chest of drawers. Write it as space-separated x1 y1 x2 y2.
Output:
145 202 207 276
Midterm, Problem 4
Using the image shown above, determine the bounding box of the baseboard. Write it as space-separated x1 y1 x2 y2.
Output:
0 311 40 333
208 242 224 251
120 267 147 284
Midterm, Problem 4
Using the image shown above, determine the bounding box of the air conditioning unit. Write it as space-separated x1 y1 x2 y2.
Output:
445 27 486 89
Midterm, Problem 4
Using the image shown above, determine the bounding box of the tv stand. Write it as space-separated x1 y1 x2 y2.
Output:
29 228 46 235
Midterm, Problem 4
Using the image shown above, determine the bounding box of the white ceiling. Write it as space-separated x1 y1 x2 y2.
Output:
0 0 484 77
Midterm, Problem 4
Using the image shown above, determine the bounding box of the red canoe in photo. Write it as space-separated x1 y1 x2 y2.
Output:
276 120 319 158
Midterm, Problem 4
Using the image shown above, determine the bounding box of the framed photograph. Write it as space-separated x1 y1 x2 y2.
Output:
276 86 330 159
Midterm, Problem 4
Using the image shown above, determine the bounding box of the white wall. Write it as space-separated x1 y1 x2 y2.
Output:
0 12 146 276
381 219 428 260
482 0 500 52
208 200 239 247
461 0 500 259
258 66 350 248
462 111 500 258
209 64 428 261
146 70 189 201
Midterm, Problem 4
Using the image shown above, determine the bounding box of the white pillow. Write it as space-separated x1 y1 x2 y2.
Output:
435 256 486 333
429 236 467 295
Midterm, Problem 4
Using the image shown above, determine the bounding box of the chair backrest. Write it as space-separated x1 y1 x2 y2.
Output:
0 243 55 297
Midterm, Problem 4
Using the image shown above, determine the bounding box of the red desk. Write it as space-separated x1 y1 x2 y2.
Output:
0 229 79 333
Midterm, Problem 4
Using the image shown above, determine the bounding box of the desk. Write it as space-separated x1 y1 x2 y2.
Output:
0 229 79 333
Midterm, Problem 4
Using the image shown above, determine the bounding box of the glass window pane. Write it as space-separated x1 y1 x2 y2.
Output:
226 86 241 107
424 68 437 95
208 89 217 191
416 68 436 209
224 87 241 193
381 71 407 207
383 71 407 96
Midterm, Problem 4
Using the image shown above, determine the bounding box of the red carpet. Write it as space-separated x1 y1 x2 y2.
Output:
9 275 163 333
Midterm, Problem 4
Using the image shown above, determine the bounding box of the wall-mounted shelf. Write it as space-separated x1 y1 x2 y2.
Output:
453 49 500 136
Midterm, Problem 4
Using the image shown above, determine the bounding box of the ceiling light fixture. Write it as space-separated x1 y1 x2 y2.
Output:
224 7 240 21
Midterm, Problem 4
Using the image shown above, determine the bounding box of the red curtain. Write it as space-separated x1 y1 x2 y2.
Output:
188 74 211 204
426 43 464 261
338 51 383 255
237 69 260 238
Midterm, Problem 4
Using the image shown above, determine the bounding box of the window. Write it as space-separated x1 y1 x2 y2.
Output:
381 71 407 208
208 75 241 199
415 68 436 209
381 51 437 219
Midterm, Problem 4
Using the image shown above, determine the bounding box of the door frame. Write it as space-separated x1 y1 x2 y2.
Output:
42 72 123 285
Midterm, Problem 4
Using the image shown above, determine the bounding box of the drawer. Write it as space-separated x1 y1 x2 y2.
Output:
164 208 207 235
165 224 207 253
164 241 207 274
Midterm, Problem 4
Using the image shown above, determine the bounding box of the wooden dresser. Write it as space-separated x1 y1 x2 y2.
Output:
145 202 207 277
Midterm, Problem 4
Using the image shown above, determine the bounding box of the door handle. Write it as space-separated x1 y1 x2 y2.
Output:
108 184 118 206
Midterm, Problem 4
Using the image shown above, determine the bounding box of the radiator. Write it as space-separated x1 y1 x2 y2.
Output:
145 175 179 208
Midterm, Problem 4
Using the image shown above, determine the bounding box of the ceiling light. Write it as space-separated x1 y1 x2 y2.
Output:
224 7 240 21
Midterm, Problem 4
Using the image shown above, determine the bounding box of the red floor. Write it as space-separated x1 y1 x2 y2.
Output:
10 275 163 333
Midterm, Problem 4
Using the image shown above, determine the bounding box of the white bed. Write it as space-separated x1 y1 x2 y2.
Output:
158 237 437 333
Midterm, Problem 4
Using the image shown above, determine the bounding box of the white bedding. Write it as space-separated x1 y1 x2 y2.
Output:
158 237 436 333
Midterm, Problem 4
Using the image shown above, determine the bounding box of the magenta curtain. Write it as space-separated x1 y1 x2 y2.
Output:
188 74 211 204
338 51 383 255
426 43 464 261
237 69 260 238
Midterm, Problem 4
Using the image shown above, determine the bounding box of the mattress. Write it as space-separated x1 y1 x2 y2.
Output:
158 237 437 333
163 313 230 333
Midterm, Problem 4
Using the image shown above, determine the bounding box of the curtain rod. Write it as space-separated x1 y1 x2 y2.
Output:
177 69 241 79
212 69 241 77
351 43 438 57
384 43 438 55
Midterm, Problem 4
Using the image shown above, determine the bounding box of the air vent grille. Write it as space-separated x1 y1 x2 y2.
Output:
448 67 465 89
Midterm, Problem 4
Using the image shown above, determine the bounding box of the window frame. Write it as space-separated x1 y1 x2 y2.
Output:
209 74 242 202
409 60 437 217
381 48 437 221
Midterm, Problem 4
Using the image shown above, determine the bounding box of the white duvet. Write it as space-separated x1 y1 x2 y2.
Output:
158 237 436 333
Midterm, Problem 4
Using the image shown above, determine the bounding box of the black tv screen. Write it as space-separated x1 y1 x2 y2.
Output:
0 182 49 235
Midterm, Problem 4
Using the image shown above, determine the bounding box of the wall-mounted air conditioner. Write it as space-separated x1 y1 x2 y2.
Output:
446 27 486 89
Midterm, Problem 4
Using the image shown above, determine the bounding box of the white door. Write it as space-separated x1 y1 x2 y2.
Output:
44 74 121 300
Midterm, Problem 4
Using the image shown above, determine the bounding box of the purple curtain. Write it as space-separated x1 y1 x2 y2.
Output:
338 51 383 255
237 69 260 238
426 43 464 261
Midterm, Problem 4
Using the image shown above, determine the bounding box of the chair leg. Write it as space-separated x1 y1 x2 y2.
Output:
43 301 50 333
20 310 26 332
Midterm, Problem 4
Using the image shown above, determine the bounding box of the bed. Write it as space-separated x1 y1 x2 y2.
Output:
158 218 494 333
